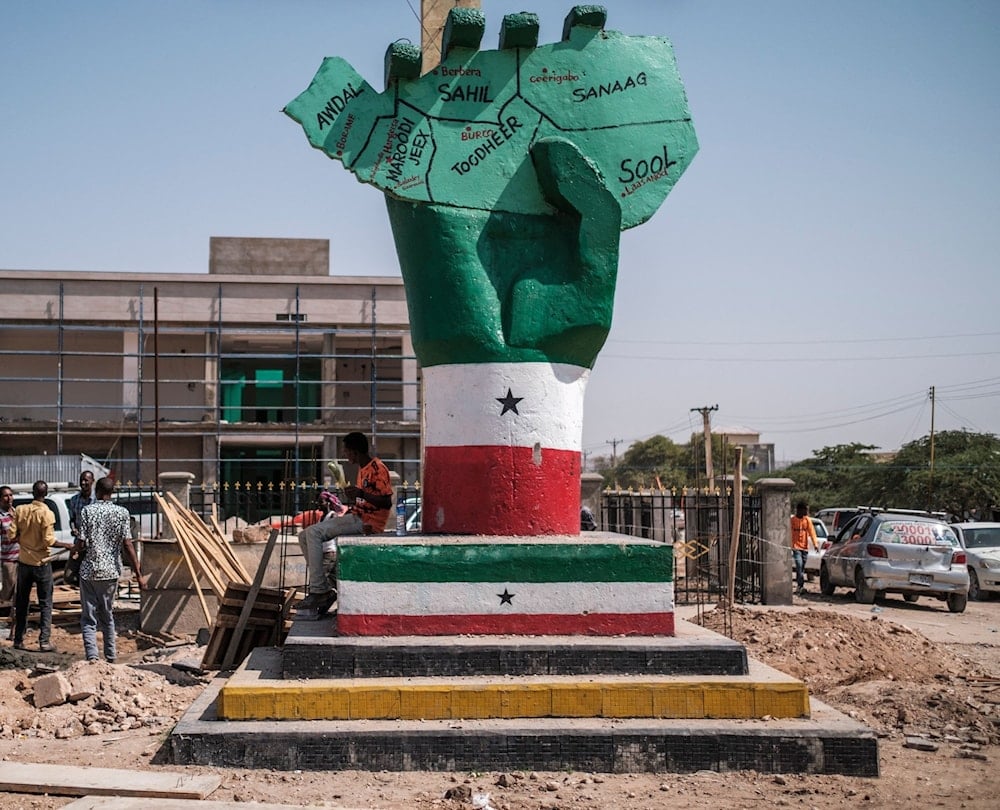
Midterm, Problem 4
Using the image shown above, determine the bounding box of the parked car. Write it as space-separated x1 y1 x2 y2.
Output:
803 518 830 576
819 511 969 612
950 522 1000 601
814 507 861 537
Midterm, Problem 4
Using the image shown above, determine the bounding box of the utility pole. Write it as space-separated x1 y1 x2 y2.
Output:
691 404 719 487
607 438 623 468
421 0 482 74
928 385 936 511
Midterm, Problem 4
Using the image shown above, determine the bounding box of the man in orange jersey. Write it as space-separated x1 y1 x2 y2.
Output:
791 501 820 596
295 433 392 619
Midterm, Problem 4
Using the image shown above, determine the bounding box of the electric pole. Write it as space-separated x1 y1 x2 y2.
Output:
691 404 719 487
421 0 482 74
607 438 623 468
928 385 936 510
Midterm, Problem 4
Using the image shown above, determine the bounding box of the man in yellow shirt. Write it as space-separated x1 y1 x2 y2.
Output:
10 480 56 652
791 500 820 597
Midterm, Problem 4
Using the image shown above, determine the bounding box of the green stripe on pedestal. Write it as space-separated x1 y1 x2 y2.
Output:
338 542 673 584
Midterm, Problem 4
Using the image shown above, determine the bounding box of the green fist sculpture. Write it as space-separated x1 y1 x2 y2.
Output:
286 6 697 535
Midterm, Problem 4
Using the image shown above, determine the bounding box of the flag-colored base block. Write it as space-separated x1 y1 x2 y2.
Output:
335 534 675 637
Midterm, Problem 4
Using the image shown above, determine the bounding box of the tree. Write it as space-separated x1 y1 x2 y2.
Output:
781 443 880 509
602 435 688 490
879 430 1000 519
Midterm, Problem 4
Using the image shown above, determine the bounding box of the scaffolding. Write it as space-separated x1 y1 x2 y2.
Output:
0 280 422 486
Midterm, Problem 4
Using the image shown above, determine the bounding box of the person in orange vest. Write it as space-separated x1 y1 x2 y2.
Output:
791 501 820 597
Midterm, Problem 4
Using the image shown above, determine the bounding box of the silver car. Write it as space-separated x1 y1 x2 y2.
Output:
950 522 1000 601
819 511 969 612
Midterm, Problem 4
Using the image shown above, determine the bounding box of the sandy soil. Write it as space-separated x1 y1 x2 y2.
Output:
0 596 998 809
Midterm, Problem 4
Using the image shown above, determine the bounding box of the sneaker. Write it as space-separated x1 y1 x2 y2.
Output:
13 641 26 651
39 642 55 653
294 591 336 616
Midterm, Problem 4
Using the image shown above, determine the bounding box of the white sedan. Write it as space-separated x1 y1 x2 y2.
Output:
951 522 1000 601
804 518 830 576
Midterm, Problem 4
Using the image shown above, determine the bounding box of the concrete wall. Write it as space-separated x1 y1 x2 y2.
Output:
139 536 306 636
209 236 329 276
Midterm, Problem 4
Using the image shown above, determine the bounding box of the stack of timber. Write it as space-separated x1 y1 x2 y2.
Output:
154 494 292 670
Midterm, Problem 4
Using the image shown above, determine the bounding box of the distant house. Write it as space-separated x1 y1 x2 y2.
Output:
713 425 775 475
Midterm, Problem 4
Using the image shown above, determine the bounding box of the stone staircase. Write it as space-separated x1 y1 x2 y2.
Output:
169 614 878 775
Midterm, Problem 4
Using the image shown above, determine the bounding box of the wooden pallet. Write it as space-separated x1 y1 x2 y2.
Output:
200 583 293 671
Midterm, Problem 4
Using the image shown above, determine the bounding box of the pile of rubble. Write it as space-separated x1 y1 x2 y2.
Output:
0 653 207 741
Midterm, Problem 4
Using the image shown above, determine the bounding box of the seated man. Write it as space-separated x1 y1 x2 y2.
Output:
296 432 392 618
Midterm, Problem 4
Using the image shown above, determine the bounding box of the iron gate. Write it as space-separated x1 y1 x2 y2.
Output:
600 488 763 605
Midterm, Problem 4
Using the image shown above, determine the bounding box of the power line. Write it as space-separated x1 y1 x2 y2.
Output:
606 330 1000 347
599 349 1000 363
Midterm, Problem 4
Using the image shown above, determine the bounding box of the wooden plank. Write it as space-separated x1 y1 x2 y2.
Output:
166 493 245 585
0 762 220 800
210 503 253 582
164 493 242 587
220 528 280 670
214 613 284 630
200 628 227 670
154 494 213 626
64 798 358 810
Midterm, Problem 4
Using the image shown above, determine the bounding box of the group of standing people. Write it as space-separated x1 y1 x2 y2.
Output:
0 474 144 661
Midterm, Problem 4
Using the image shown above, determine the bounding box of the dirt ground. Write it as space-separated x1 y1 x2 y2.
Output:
1 594 998 810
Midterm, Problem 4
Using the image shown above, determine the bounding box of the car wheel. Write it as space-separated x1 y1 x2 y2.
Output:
854 568 876 604
968 569 982 601
903 594 919 603
819 565 835 597
947 592 968 613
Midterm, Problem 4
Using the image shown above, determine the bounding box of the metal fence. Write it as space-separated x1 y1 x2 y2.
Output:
600 488 764 605
187 480 423 536
152 480 764 608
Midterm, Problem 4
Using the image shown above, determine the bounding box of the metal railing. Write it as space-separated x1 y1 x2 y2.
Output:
600 488 763 605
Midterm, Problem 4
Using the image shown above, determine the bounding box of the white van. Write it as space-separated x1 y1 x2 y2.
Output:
10 488 74 561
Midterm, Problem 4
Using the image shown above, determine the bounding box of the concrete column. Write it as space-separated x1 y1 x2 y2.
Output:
202 331 217 420
201 436 218 487
580 472 603 513
159 471 195 540
756 477 795 605
122 330 139 418
402 331 418 424
322 331 337 419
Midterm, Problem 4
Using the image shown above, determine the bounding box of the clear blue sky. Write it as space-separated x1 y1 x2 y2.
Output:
3 1 998 464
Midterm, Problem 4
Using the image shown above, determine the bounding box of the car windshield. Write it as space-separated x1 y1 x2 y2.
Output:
961 527 1000 549
875 520 958 547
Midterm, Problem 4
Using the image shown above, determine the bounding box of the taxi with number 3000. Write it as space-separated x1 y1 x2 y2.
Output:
819 511 969 613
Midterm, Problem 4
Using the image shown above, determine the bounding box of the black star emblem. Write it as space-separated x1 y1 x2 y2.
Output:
497 588 515 605
496 388 523 416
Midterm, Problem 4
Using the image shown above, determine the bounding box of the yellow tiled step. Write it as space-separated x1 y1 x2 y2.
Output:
217 650 809 722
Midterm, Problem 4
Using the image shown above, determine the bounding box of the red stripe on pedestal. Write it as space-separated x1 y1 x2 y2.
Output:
337 612 675 636
422 445 580 535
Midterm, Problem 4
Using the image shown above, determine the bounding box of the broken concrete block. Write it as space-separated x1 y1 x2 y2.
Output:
903 736 939 752
33 672 72 708
68 669 100 702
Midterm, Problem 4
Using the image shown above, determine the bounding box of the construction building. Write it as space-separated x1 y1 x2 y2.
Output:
0 237 421 489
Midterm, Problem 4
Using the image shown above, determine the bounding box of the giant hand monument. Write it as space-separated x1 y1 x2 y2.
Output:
286 5 697 536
